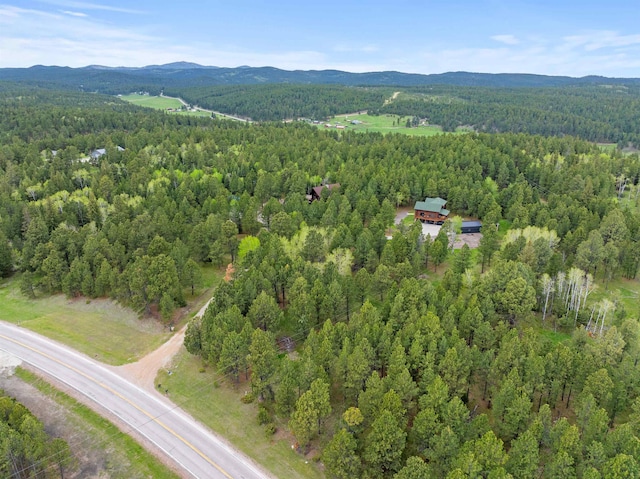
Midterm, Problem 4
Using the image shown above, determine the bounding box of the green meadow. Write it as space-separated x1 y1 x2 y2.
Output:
321 113 462 137
120 94 182 109
120 94 212 117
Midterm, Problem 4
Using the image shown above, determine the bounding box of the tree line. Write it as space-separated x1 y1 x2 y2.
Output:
164 84 391 121
373 85 640 147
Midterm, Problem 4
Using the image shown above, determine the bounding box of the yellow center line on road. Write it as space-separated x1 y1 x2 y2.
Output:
0 332 234 479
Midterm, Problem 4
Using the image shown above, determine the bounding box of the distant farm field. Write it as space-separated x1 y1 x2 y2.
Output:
320 113 460 137
120 94 212 117
120 93 182 109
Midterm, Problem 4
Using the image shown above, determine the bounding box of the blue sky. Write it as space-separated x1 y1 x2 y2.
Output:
1 0 640 77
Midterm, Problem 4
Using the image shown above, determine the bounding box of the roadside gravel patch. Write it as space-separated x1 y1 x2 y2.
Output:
0 350 21 376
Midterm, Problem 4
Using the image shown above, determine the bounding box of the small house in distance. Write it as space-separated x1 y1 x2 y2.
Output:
90 146 125 160
461 220 483 234
90 148 107 160
310 183 340 201
414 197 449 224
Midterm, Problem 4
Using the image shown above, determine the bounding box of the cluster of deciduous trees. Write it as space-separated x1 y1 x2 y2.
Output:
0 392 73 478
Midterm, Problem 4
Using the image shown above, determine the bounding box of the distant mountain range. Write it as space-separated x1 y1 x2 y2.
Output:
1 63 639 93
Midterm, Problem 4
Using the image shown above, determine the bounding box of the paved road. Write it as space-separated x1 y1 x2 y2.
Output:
0 321 272 479
160 93 250 122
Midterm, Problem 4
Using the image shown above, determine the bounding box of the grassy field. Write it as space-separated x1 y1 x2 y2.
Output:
120 93 182 109
0 276 170 365
157 351 325 479
16 368 180 479
120 94 213 118
597 143 618 153
320 113 455 137
589 276 640 320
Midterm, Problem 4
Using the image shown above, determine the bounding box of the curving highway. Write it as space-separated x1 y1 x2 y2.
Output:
0 321 273 479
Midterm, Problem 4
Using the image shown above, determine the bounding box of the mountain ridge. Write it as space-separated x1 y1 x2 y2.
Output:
1 63 639 93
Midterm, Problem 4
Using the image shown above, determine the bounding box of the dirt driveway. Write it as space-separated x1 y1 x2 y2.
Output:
453 232 482 249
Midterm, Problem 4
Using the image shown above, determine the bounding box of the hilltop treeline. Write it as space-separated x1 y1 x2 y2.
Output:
3 87 640 477
164 82 640 147
374 85 640 146
164 84 391 121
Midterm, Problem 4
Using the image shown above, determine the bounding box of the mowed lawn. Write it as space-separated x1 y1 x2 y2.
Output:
0 277 170 365
322 113 455 137
157 351 325 479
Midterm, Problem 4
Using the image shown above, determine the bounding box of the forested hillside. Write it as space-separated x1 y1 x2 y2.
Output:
166 82 640 147
2 86 640 478
4 64 639 92
374 85 640 146
4 63 640 146
164 84 390 121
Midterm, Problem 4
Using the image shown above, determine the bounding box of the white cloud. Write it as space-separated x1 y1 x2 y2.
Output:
0 4 385 71
562 30 640 52
0 6 19 17
38 0 144 15
411 39 640 77
61 10 87 17
491 34 519 45
0 5 59 19
0 4 161 67
2 6 640 78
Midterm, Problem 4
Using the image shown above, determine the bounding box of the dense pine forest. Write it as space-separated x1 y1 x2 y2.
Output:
374 85 640 146
163 84 391 121
2 83 640 478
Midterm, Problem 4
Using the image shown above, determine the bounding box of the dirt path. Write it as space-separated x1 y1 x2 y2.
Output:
115 298 212 391
160 93 250 122
383 91 401 106
395 205 412 224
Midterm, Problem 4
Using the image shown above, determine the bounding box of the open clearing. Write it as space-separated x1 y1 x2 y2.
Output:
120 93 182 109
121 93 248 121
323 113 444 136
589 276 640 319
120 93 213 117
0 277 170 365
320 113 459 137
0 264 223 366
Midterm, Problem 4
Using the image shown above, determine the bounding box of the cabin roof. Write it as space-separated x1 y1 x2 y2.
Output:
311 183 340 197
415 197 448 215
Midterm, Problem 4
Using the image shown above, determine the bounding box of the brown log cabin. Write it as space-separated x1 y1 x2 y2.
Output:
309 183 340 201
414 197 449 224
